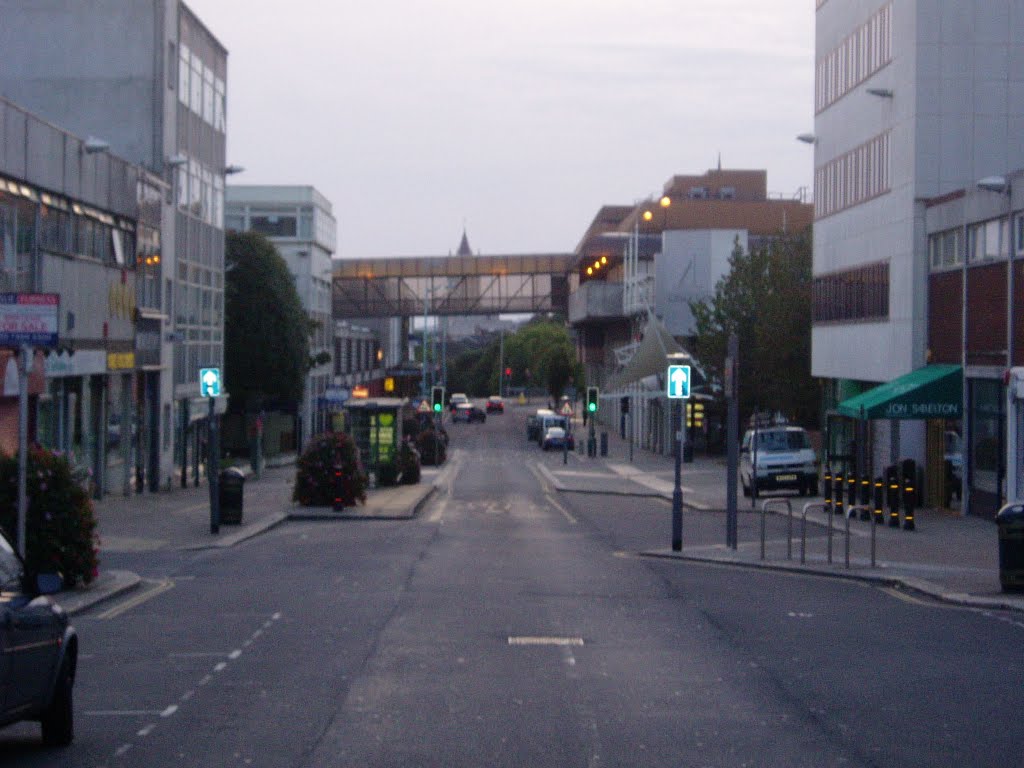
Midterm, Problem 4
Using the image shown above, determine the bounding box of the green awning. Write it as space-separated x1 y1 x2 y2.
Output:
836 364 962 420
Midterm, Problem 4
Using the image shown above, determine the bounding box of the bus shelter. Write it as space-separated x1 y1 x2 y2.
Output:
343 398 409 480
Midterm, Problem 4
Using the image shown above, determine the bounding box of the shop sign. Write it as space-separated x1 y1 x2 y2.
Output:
107 352 136 370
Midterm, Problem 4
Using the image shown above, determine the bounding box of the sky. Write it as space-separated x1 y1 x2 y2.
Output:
189 0 815 260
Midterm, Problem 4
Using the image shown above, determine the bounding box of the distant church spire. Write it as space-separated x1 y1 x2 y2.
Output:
456 226 473 257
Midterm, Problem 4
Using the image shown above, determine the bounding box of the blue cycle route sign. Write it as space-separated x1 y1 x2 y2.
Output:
666 364 691 399
200 367 222 397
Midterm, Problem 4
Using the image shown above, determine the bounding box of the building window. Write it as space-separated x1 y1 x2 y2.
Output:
929 228 963 271
812 261 889 324
250 214 297 237
815 3 893 113
178 43 190 106
968 218 1009 263
814 132 890 219
969 378 1003 496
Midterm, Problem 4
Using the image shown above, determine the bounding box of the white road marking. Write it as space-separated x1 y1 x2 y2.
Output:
214 662 227 673
427 496 448 523
545 494 577 525
508 636 585 647
229 649 242 659
86 710 165 717
160 705 178 718
137 724 155 737
180 690 195 702
115 744 132 757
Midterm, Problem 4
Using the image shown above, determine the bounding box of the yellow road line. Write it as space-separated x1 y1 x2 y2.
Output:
97 579 175 620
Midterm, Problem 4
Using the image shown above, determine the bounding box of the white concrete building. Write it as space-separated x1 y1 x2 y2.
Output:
225 185 337 446
810 1 1024 515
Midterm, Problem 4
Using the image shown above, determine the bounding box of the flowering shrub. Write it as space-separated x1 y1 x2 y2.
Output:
292 431 367 508
0 447 100 587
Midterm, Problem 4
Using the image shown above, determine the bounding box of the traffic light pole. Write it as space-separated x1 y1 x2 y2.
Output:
208 396 220 534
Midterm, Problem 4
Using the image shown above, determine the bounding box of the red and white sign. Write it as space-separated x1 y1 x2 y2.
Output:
0 293 60 347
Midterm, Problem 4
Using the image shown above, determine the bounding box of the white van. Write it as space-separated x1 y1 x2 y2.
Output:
740 425 818 497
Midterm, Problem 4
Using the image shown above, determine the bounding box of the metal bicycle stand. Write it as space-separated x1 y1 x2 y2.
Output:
800 503 826 565
760 499 793 561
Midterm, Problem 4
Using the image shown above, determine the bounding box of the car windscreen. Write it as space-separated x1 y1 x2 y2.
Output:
756 430 810 451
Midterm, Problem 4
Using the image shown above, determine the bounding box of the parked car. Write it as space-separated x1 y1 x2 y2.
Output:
486 396 504 413
740 425 818 497
0 527 77 746
448 393 469 413
452 402 486 423
542 426 575 451
527 409 555 441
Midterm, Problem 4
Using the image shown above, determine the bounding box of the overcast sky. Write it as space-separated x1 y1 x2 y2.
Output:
190 1 814 260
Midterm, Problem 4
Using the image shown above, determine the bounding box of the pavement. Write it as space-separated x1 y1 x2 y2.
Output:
56 414 1024 617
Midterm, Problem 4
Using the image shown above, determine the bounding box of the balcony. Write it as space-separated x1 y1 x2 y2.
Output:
569 281 625 324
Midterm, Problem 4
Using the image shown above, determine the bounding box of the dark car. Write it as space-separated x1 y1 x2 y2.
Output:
485 396 504 413
0 527 77 746
452 403 486 423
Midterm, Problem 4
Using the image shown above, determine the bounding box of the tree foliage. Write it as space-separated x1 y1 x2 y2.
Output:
225 231 310 412
689 228 818 429
503 319 583 400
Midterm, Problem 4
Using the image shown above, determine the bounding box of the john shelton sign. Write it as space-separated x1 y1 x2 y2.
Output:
0 293 60 348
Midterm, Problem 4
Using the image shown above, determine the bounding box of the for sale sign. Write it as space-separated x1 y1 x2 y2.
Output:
0 293 60 348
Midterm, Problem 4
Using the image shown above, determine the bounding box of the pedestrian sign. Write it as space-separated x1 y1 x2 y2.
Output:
561 402 573 416
666 364 690 399
200 367 222 398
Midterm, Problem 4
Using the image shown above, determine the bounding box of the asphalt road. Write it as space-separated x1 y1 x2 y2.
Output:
2 402 1022 767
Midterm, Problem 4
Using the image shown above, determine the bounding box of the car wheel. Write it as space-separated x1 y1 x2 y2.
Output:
41 658 74 747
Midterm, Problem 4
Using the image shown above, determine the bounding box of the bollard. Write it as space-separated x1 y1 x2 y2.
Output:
887 465 901 528
833 472 844 518
847 471 857 519
859 475 872 521
823 467 833 516
332 462 345 512
873 477 885 525
902 460 917 531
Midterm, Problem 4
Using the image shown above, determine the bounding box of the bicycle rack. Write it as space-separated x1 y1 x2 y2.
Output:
800 503 826 565
760 498 793 561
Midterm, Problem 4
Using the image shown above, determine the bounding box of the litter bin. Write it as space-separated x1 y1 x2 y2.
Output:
996 503 1024 593
600 431 608 457
219 467 246 525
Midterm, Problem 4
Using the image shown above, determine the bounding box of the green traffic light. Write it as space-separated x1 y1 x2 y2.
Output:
433 403 441 412
588 402 596 412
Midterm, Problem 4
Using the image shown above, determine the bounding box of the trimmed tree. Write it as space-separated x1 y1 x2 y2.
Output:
225 231 310 413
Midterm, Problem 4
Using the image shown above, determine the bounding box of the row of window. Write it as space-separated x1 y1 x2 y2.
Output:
812 262 890 324
335 337 378 376
175 159 224 228
815 3 893 113
930 215 1024 270
1 187 138 271
177 43 226 133
814 132 890 219
225 205 338 252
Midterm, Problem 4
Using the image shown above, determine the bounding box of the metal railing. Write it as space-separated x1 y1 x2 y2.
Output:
759 499 879 570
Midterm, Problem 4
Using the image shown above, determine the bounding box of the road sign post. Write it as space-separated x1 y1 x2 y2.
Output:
201 368 222 534
666 361 691 552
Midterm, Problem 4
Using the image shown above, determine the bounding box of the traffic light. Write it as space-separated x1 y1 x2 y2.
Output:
586 386 599 413
431 386 445 413
505 367 512 377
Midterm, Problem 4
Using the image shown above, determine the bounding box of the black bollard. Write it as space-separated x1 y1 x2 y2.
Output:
833 471 844 517
860 474 872 520
873 477 885 525
847 471 858 519
902 459 917 531
823 467 833 516
887 465 901 527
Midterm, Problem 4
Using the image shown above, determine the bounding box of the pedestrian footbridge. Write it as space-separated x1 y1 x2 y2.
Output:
331 253 573 318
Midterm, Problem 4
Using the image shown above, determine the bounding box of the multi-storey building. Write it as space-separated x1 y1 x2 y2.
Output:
0 96 163 495
810 1 1024 517
0 0 231 490
225 185 337 444
570 169 812 454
